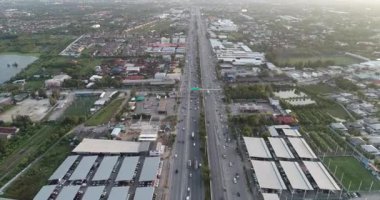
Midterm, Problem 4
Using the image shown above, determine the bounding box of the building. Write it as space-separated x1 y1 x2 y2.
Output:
243 137 272 159
158 99 167 114
0 127 19 139
72 138 150 155
45 74 71 88
209 19 238 32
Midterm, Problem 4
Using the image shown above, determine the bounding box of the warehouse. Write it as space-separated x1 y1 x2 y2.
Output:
158 98 167 114
303 161 340 191
268 138 294 159
268 125 292 137
33 185 57 200
72 138 150 155
108 186 130 200
280 161 313 191
251 160 286 190
56 185 81 200
92 156 119 182
139 157 161 185
134 187 155 200
288 138 317 159
49 155 79 182
243 137 272 159
68 156 98 181
116 156 140 183
82 186 105 200
282 129 302 137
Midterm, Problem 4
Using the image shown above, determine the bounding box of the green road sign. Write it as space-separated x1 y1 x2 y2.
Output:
191 87 201 91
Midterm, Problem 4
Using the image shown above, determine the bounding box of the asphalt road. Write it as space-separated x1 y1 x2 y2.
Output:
195 8 254 200
168 9 204 200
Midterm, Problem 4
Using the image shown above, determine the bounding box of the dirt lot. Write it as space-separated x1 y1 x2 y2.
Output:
0 98 51 122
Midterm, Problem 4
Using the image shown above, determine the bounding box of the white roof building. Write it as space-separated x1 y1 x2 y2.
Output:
303 161 340 191
280 161 313 190
268 138 294 159
73 138 150 154
288 138 317 159
243 137 272 158
251 160 286 190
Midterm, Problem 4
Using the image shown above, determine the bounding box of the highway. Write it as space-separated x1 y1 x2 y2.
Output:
195 8 254 200
168 9 204 200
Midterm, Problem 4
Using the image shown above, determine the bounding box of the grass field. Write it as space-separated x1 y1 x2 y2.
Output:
323 156 380 191
0 125 55 186
61 96 98 120
276 55 362 66
85 98 124 126
3 139 72 200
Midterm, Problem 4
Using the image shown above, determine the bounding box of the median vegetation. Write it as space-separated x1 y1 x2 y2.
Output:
199 111 211 200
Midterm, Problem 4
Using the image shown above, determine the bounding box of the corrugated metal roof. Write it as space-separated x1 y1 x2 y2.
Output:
49 155 78 181
134 187 155 200
139 157 160 182
69 156 97 180
116 156 139 181
92 156 119 181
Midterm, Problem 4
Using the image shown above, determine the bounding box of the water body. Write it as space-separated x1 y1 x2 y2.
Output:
0 54 38 84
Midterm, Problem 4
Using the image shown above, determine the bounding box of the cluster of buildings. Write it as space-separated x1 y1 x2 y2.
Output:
243 125 341 199
332 92 378 118
34 138 161 200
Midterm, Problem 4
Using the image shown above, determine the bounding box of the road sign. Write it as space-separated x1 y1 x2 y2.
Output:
191 87 201 91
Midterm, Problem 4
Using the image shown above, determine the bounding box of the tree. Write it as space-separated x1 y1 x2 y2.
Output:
49 96 57 106
0 138 7 155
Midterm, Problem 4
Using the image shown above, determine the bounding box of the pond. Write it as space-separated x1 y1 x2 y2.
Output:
0 53 38 84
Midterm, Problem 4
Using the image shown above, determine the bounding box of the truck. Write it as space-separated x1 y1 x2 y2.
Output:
188 160 192 168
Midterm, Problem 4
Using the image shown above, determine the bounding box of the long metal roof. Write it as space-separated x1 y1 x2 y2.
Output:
280 161 313 190
139 157 160 182
82 186 105 200
92 156 119 181
33 185 56 200
262 193 280 200
134 187 155 200
108 186 130 200
56 185 80 200
69 156 98 180
288 138 317 159
243 137 272 158
72 138 150 154
116 156 139 181
304 161 340 191
49 155 79 181
251 160 286 190
268 138 294 159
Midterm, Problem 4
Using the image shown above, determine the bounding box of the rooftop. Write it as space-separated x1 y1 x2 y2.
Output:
116 156 140 181
288 138 317 159
92 156 119 181
243 137 272 158
280 161 313 190
134 187 155 200
72 138 150 154
108 186 130 200
69 156 97 181
33 185 56 200
304 161 340 191
139 157 160 182
251 160 286 190
82 186 105 200
49 155 79 181
268 138 294 159
56 185 80 200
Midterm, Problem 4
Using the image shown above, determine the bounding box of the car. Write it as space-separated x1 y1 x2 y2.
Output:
189 173 192 178
233 177 237 184
237 192 240 197
174 154 178 158
193 142 196 146
229 162 233 167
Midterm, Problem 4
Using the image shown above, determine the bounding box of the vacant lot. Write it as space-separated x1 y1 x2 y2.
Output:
85 98 125 126
323 156 380 191
0 98 50 122
60 96 98 120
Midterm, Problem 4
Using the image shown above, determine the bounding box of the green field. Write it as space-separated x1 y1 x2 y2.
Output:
277 55 362 66
85 98 124 126
3 138 72 200
323 156 380 191
61 96 98 120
